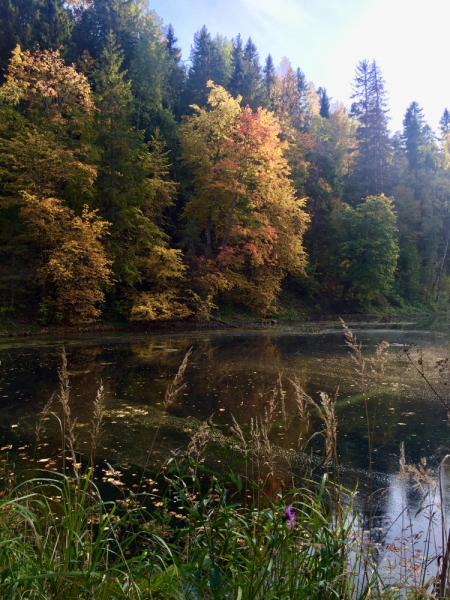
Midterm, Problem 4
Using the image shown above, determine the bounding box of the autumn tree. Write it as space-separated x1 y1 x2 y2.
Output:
181 83 308 314
22 196 112 323
0 45 103 318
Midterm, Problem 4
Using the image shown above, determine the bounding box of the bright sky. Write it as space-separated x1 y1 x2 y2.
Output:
150 0 450 135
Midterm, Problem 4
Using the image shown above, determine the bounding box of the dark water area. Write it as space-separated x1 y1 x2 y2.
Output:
2 315 450 576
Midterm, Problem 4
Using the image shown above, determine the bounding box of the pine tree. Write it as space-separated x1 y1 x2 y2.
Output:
129 12 179 135
440 108 450 136
229 34 244 98
317 87 331 119
73 0 146 68
367 61 391 194
184 26 230 107
351 60 371 195
296 68 308 96
164 24 185 120
241 37 266 109
403 101 426 170
0 0 74 80
351 59 391 196
263 54 276 105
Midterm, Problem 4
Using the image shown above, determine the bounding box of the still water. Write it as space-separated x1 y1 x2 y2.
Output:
2 316 450 577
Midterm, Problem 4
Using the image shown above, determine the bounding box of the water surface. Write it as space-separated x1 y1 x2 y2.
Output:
2 316 450 578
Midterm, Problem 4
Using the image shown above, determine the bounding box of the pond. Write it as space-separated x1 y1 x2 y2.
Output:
1 316 450 579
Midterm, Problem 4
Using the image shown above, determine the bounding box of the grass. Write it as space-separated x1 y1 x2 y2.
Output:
0 323 449 598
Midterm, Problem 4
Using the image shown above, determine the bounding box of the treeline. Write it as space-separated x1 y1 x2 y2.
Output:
0 0 449 324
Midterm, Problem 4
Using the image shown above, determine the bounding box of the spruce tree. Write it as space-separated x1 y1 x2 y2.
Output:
317 87 331 118
263 54 276 105
296 68 308 96
74 0 146 69
164 24 185 121
403 101 425 169
241 37 266 108
229 34 244 98
351 59 391 196
94 32 137 226
184 26 230 107
0 0 73 79
367 61 391 194
440 108 450 136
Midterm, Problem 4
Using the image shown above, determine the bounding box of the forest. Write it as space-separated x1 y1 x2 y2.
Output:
0 0 448 325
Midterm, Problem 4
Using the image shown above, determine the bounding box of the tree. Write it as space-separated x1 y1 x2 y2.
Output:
272 66 307 134
317 87 331 119
335 195 399 306
181 83 308 313
0 0 74 79
440 108 450 136
22 196 112 323
351 59 391 197
403 101 426 169
368 61 391 193
241 37 266 109
229 34 244 98
129 12 180 138
93 33 186 318
163 24 185 120
184 26 230 107
1 45 95 143
73 0 147 68
263 54 276 105
0 44 111 320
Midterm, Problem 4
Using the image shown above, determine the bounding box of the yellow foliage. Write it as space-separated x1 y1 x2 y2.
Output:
2 45 95 140
21 195 112 324
130 291 192 321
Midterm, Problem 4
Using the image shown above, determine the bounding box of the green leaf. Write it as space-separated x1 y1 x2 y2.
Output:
210 566 221 588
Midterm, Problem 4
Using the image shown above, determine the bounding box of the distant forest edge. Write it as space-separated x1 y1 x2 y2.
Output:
0 0 448 325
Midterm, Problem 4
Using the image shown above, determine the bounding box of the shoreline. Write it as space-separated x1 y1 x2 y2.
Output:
0 311 446 342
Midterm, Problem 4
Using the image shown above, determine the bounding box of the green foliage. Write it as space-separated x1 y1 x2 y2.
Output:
0 460 368 600
0 0 74 79
335 195 399 306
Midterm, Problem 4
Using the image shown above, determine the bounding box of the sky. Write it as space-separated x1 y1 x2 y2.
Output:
149 0 450 135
